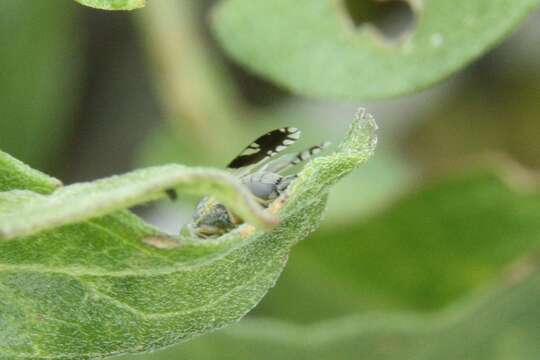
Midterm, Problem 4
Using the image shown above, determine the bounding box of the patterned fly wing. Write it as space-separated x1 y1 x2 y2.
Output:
289 141 331 167
166 127 300 201
261 141 331 174
227 127 301 169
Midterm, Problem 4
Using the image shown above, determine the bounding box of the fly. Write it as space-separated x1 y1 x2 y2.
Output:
168 127 329 238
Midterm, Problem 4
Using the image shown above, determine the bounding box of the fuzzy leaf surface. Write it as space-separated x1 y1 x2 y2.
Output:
0 110 376 359
0 166 276 240
123 258 540 360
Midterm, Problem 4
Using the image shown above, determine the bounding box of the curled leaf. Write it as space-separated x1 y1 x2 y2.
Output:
0 109 377 359
0 166 276 240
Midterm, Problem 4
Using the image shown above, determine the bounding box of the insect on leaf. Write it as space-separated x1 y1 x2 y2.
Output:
0 108 376 359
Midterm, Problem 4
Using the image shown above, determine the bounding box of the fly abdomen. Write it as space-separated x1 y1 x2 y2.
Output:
241 172 295 204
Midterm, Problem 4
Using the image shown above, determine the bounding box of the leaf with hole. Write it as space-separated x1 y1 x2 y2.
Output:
0 110 376 359
212 0 540 99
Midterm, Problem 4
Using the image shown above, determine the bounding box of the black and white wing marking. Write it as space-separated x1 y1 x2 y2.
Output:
261 141 331 174
166 127 300 201
227 127 301 169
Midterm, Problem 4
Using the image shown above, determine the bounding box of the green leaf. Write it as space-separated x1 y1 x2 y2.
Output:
212 0 540 99
75 0 145 11
121 167 540 360
116 257 540 360
257 167 540 321
0 109 376 359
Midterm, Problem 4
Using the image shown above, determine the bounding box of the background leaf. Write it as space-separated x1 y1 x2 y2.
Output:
255 166 540 321
212 0 540 99
0 110 376 359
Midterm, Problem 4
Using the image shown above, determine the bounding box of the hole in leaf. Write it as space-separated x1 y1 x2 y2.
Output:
343 0 417 41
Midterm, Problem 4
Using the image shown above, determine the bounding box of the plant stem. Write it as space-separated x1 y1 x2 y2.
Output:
135 0 245 153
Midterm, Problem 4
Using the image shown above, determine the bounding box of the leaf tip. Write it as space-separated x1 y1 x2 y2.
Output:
340 107 378 157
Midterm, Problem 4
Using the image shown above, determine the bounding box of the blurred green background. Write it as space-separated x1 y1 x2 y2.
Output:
1 1 540 359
